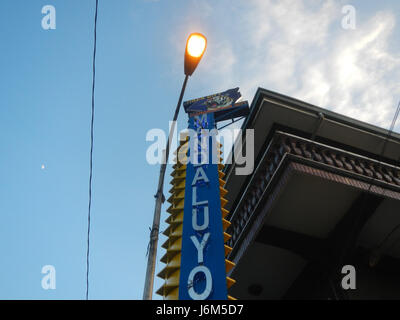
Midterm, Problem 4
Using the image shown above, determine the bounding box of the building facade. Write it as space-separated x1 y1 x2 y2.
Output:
225 88 400 299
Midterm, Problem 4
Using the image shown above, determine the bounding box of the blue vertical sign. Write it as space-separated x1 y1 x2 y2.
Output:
178 112 228 300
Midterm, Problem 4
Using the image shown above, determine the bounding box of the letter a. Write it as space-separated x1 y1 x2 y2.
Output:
42 5 56 30
341 5 356 30
192 166 209 186
41 265 56 290
341 265 356 290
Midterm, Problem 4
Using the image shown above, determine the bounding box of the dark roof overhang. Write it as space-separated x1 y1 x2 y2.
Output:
224 89 400 299
224 87 400 213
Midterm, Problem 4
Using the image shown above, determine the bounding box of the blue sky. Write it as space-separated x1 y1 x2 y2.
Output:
0 0 399 299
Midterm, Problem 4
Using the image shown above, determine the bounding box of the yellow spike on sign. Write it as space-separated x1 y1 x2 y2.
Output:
160 238 182 262
165 212 183 224
222 218 231 231
165 211 184 225
162 225 171 236
167 193 185 205
162 230 182 250
171 166 184 173
226 277 236 289
223 232 231 243
167 238 182 252
155 285 164 296
220 197 228 208
221 208 229 219
156 283 176 298
157 143 186 300
161 239 169 249
220 187 228 197
170 179 186 192
157 253 181 279
217 141 236 297
224 245 232 257
161 246 180 262
164 268 180 286
171 167 186 175
168 211 184 221
166 204 184 214
165 286 180 300
167 194 175 204
172 163 186 170
172 156 188 165
171 174 186 183
169 223 183 236
171 197 184 207
225 259 235 273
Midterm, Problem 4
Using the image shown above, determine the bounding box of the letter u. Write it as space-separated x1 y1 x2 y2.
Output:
192 206 209 231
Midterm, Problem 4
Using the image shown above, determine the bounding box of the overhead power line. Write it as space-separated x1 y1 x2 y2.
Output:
86 0 99 301
373 100 400 251
339 100 400 275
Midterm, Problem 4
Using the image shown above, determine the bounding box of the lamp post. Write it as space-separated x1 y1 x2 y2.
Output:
143 33 207 300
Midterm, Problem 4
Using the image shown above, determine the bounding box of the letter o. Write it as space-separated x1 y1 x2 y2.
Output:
188 265 212 300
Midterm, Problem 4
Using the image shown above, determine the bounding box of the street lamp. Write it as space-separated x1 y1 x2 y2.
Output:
185 33 207 76
143 33 207 300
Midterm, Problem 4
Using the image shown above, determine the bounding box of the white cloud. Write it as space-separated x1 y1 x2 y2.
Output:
199 0 400 131
201 41 237 91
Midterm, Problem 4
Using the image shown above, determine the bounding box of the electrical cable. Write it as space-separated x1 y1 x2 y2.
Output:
85 0 99 300
334 100 400 298
372 100 400 251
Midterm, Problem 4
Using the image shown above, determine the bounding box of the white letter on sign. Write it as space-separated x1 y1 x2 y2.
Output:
188 265 212 300
190 232 210 263
192 187 208 206
192 207 209 231
192 166 209 185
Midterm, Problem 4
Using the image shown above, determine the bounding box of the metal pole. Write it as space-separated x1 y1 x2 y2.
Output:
143 74 189 300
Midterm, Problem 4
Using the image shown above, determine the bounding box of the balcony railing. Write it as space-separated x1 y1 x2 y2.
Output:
226 131 400 256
